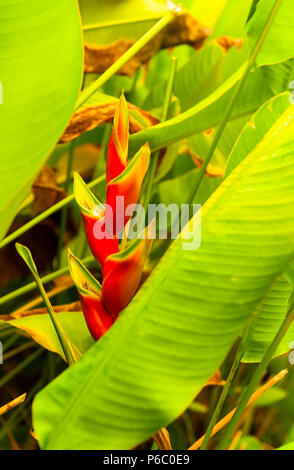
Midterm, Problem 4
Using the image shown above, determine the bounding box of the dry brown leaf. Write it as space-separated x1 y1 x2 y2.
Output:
0 393 27 417
60 99 159 143
4 300 81 321
216 36 243 52
32 165 67 216
189 148 224 178
84 12 210 76
205 369 226 387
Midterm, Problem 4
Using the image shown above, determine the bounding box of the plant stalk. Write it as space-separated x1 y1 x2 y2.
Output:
200 337 242 450
0 255 94 307
217 305 294 449
0 175 105 250
56 140 76 268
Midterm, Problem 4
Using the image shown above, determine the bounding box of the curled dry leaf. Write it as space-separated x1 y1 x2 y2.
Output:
205 369 226 387
32 165 67 216
84 12 210 76
60 95 159 143
5 300 82 321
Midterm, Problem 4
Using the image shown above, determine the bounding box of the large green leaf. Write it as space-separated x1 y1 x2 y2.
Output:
181 0 251 35
0 1 83 242
33 101 294 450
129 65 272 155
225 92 290 176
79 0 169 45
247 0 294 66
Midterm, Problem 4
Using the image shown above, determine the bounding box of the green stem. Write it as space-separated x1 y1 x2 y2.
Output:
0 175 105 250
200 337 243 450
217 306 294 450
56 140 76 268
94 124 112 177
3 341 35 361
75 10 179 110
144 56 177 212
186 0 283 205
0 255 94 307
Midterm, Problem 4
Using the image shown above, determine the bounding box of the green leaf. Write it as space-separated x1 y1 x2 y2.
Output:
158 168 221 207
16 243 81 364
33 100 294 450
242 274 294 362
235 436 263 451
0 313 93 361
211 0 252 38
261 59 294 94
255 386 287 407
188 114 249 172
225 92 291 177
181 0 251 35
79 0 169 45
277 441 294 450
144 42 248 112
247 0 294 66
129 65 272 155
0 1 83 241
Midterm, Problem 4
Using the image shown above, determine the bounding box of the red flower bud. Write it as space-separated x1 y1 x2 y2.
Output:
106 93 128 184
68 250 117 341
105 142 150 235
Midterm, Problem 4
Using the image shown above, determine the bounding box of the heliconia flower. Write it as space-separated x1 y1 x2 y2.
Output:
105 142 150 235
102 221 155 316
106 93 128 184
70 93 153 341
74 172 119 267
68 249 117 341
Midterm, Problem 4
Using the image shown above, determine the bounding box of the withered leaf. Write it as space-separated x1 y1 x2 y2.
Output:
32 165 67 216
60 94 159 143
3 301 82 321
84 12 210 76
216 36 243 52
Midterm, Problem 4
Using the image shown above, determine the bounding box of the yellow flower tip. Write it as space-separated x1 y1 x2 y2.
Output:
73 172 103 217
68 249 102 298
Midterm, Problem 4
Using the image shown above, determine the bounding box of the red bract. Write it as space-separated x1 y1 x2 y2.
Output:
102 223 154 316
74 173 119 267
70 93 153 341
105 142 150 235
68 250 117 341
106 94 128 184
